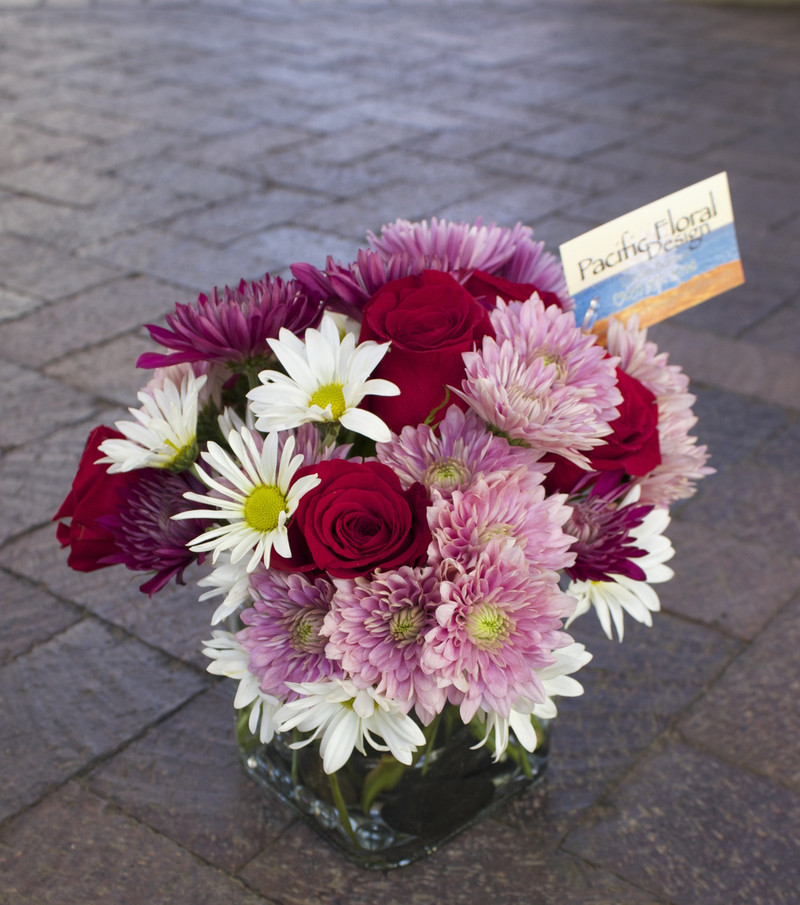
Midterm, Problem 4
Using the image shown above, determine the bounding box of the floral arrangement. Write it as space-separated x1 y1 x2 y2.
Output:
54 218 712 786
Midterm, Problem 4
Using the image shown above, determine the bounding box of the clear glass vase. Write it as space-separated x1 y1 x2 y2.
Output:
235 705 550 869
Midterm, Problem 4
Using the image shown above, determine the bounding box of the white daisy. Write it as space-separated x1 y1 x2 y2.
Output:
246 313 400 443
474 643 592 759
98 373 207 473
203 630 280 743
566 488 675 641
175 427 320 572
197 559 252 626
275 678 426 774
531 642 593 719
216 404 252 440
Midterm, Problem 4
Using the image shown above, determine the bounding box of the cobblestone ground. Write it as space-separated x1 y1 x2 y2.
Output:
1 1 799 903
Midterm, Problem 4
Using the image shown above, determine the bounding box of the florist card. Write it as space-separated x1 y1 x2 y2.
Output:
560 172 744 339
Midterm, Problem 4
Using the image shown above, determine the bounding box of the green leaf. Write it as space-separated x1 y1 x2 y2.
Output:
360 755 408 815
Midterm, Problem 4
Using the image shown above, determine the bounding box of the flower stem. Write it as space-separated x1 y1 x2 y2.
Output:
328 770 359 847
290 732 300 787
420 712 442 777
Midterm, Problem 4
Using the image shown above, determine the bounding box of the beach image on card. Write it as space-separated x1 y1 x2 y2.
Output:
560 173 744 337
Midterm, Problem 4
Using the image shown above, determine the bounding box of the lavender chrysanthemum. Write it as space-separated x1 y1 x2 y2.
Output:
459 297 621 465
376 405 540 498
563 472 653 583
605 317 713 506
137 275 322 369
292 218 572 318
428 474 575 574
368 218 570 307
239 569 340 699
422 549 574 723
322 567 446 724
101 469 205 596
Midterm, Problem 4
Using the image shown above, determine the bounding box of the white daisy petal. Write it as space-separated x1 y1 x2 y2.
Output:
339 408 393 443
277 679 425 774
98 374 206 473
247 312 398 442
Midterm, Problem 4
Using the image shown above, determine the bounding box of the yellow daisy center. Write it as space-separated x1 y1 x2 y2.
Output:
309 383 347 419
243 484 288 533
467 602 511 650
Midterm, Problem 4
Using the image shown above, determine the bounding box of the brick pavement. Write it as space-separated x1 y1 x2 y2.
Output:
1 1 799 903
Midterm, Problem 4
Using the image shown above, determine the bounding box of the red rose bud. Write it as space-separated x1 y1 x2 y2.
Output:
463 270 563 311
359 270 494 433
53 426 140 572
277 459 431 579
590 368 661 476
543 369 661 494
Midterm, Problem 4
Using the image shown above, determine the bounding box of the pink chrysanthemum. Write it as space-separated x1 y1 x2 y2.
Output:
428 474 575 575
322 567 446 724
368 218 570 308
422 549 575 723
100 469 205 596
563 471 653 583
459 297 621 465
239 569 340 700
137 275 322 369
605 317 713 506
376 405 539 498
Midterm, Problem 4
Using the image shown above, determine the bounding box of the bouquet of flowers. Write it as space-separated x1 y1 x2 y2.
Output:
54 217 711 853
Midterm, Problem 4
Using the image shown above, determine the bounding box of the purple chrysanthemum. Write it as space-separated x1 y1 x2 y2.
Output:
563 472 653 583
428 474 575 574
605 317 713 506
137 275 323 369
376 405 539 498
322 567 446 723
459 297 621 465
101 469 205 596
239 570 339 699
292 250 417 319
422 549 574 722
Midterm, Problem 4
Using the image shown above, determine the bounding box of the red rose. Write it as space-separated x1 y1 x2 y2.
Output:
463 269 563 311
53 426 140 572
277 459 431 578
358 270 494 433
544 368 661 494
590 368 661 476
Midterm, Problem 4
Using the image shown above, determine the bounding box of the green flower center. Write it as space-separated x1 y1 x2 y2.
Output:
290 609 325 653
467 602 511 650
478 522 514 544
423 456 470 490
163 437 198 473
389 607 424 645
535 347 567 381
309 383 347 419
243 484 288 533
